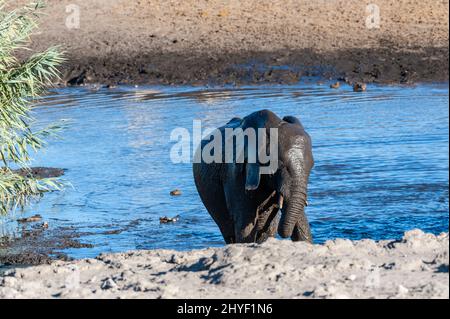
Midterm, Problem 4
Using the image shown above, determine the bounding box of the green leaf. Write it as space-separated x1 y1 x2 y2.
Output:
0 1 65 215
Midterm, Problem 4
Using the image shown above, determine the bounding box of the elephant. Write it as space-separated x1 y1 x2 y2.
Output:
193 109 314 244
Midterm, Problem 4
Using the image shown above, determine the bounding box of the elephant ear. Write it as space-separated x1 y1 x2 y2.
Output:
282 115 304 129
223 118 260 190
239 110 281 191
245 162 260 190
240 122 261 191
240 116 264 191
227 117 242 125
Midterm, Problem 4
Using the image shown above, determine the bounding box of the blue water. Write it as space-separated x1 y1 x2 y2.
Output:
1 83 448 258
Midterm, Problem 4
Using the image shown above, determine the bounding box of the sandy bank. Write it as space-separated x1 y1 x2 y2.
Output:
0 229 448 299
11 0 450 85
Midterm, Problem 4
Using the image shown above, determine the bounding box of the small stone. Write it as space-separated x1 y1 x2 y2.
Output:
398 285 409 295
17 214 42 223
160 215 180 224
217 8 229 17
330 81 340 89
2 277 18 288
101 278 117 290
67 71 87 86
170 189 182 196
353 83 367 92
347 274 357 281
167 254 180 264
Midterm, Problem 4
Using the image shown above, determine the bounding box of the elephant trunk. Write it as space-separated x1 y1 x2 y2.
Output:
278 185 311 241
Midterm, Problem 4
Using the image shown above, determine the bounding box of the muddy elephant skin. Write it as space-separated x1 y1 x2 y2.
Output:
193 110 314 244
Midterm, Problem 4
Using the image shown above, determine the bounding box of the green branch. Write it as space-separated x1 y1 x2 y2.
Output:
0 1 65 215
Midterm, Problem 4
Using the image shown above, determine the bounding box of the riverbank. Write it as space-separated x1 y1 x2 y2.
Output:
0 229 448 299
12 0 449 85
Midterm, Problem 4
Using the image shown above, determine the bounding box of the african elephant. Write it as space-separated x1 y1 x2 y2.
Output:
193 109 314 244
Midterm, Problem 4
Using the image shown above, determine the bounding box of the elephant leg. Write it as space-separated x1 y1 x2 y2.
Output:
234 210 258 243
224 182 258 243
267 213 280 238
263 210 280 241
203 188 235 244
291 220 313 243
194 166 235 244
256 205 280 243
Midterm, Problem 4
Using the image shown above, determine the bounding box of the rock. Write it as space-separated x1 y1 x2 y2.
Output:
217 8 229 17
17 214 42 223
347 274 357 281
398 285 409 295
330 81 340 89
170 189 182 196
353 82 367 92
101 278 117 290
159 215 180 224
1 277 18 288
88 84 101 92
12 167 65 179
67 71 87 86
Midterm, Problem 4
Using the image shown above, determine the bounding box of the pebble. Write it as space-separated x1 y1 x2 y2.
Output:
398 284 409 295
330 82 340 89
2 277 18 288
160 215 180 224
101 278 117 290
353 83 367 92
347 274 357 281
17 214 42 223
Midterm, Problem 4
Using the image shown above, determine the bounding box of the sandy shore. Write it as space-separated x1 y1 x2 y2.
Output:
10 0 449 85
0 229 448 299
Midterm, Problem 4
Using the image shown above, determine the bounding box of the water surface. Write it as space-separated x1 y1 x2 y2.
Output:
2 83 448 258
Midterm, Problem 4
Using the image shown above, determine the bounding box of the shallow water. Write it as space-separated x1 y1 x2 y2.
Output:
1 83 449 258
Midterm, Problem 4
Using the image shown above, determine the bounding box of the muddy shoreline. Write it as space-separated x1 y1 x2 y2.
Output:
0 168 86 266
61 46 449 86
0 224 93 266
10 0 448 86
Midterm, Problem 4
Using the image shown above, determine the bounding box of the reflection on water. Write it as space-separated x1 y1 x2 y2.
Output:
1 83 448 258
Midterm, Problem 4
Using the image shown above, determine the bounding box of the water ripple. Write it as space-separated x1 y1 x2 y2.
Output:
2 82 447 258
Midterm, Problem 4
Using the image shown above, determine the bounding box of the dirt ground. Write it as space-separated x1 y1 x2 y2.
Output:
0 224 92 266
10 0 450 85
0 168 91 266
1 229 448 299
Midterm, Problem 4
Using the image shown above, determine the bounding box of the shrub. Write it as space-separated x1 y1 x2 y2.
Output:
0 1 64 214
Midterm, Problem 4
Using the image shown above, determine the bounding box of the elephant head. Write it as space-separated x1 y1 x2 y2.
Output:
238 110 314 242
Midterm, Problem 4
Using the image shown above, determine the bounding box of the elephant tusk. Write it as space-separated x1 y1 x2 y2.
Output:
278 194 284 210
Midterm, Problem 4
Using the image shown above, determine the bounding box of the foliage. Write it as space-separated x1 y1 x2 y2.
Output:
0 0 64 214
